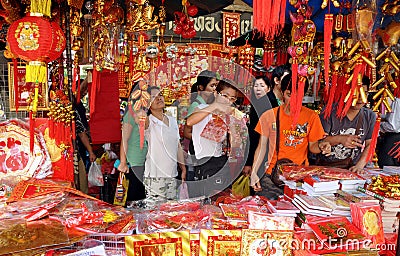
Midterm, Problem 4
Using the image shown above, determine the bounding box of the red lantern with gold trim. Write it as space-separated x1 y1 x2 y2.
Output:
7 15 66 152
7 15 66 66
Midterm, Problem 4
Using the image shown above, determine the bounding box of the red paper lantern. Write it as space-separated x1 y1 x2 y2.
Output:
7 15 66 63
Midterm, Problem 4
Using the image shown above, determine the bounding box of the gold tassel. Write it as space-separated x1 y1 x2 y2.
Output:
30 0 51 17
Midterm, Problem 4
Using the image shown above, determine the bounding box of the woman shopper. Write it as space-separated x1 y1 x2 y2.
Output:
144 86 187 200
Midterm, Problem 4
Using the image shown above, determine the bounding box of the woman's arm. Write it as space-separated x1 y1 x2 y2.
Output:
250 135 268 190
118 122 133 173
177 143 187 181
186 103 232 126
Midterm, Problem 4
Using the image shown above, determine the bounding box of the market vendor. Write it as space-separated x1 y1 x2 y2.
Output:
250 73 331 199
317 76 376 173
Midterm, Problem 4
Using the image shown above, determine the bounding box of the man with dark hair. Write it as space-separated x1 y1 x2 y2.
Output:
318 76 376 172
250 73 331 199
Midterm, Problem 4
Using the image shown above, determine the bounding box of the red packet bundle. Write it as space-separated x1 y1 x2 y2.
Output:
200 114 228 142
248 211 295 231
350 202 385 247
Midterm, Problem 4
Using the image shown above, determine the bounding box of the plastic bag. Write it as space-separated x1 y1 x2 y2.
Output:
178 182 189 200
381 98 400 133
113 173 129 206
88 162 104 187
232 175 250 198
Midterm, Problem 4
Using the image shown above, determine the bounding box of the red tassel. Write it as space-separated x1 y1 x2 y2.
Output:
394 78 400 98
90 69 100 116
254 0 284 39
13 59 19 112
341 63 363 118
366 116 380 163
290 62 299 125
139 116 145 149
29 112 35 154
279 0 287 32
72 68 76 95
324 72 338 119
72 121 76 141
292 77 306 125
324 14 334 90
76 67 81 104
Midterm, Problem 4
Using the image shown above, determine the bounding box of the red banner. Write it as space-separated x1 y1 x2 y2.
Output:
222 12 241 53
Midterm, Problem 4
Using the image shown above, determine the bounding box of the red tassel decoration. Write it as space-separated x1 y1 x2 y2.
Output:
290 62 300 125
394 77 400 98
366 116 380 163
324 72 338 119
254 0 285 39
324 14 334 90
72 68 76 95
72 120 76 141
12 59 19 112
292 77 306 125
340 63 363 118
90 69 100 116
29 112 35 154
76 67 81 104
139 116 146 149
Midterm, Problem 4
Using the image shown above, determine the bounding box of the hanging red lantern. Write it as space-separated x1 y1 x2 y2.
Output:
7 15 66 152
7 15 66 67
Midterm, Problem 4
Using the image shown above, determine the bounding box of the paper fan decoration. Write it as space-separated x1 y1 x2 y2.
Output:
0 119 52 179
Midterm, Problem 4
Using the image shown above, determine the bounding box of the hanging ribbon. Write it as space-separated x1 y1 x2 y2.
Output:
290 61 300 125
366 115 380 163
12 58 19 112
324 71 338 119
324 14 334 90
29 112 35 153
340 62 363 118
254 0 285 39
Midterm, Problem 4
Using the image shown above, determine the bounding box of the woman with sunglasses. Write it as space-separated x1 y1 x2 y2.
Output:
186 79 239 197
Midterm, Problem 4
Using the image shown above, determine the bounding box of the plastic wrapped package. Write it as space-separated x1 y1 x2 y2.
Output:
282 165 364 181
136 208 210 234
0 218 70 255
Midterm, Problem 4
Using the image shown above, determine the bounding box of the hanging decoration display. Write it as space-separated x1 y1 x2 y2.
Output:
288 0 316 125
128 80 150 149
222 12 240 53
172 0 197 39
6 0 65 152
253 0 286 40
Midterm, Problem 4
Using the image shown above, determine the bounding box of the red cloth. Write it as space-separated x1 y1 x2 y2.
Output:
89 70 121 144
